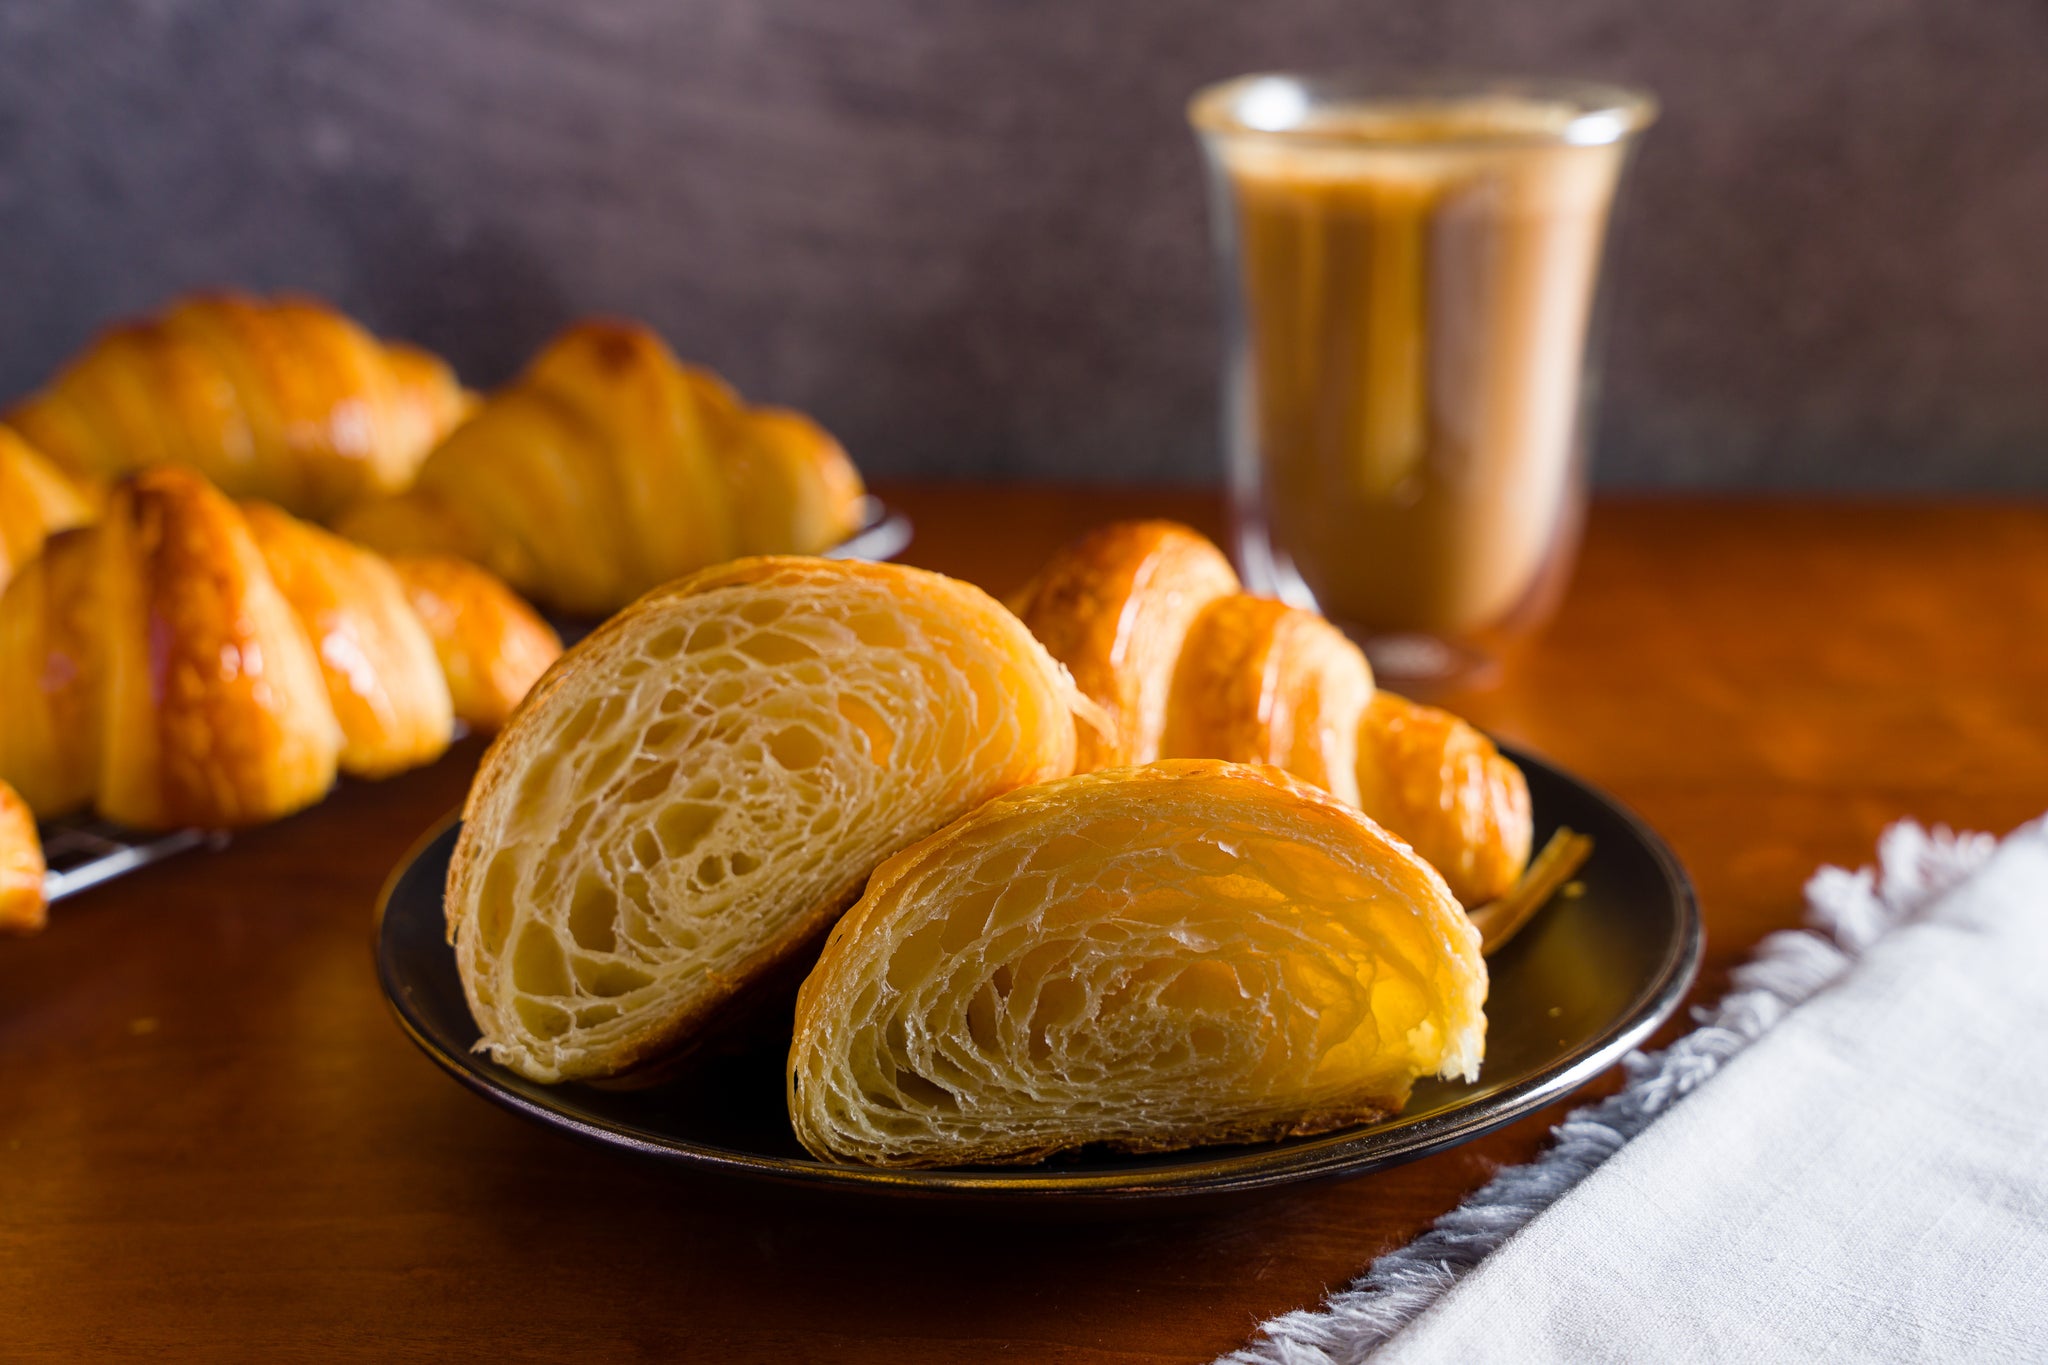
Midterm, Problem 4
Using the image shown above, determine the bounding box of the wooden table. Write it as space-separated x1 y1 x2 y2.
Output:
7 488 2046 1363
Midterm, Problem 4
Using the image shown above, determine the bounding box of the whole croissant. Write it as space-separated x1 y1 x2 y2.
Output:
0 466 559 837
1012 520 1532 905
6 292 470 522
339 321 868 616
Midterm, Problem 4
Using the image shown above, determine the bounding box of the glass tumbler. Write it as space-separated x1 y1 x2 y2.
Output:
1190 73 1656 688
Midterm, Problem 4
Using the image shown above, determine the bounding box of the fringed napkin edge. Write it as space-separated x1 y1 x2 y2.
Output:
1221 820 1998 1365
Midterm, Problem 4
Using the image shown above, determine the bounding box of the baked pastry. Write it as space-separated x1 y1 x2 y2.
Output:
1009 520 1240 770
241 502 454 780
1011 520 1371 804
23 470 341 829
1014 520 1532 905
446 556 1086 1084
0 466 555 830
0 779 45 935
1354 691 1533 906
0 527 100 818
1160 593 1375 808
7 292 469 520
788 760 1487 1167
339 322 867 616
385 555 562 732
0 426 98 595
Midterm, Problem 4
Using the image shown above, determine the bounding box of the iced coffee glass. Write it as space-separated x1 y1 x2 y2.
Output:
1191 74 1655 687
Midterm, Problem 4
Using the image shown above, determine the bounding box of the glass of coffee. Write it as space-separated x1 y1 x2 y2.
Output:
1190 73 1655 688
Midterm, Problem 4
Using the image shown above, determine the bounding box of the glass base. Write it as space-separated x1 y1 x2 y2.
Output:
1354 631 1502 695
1236 527 1509 695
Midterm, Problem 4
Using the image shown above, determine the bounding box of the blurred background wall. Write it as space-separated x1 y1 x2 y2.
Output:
1 0 2044 489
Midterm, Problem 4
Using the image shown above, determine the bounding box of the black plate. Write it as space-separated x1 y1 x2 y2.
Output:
374 747 1699 1201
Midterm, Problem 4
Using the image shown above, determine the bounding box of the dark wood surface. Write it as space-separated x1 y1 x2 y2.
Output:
6 487 2046 1363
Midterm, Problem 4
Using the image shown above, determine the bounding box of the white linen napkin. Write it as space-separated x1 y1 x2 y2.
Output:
1228 819 2048 1365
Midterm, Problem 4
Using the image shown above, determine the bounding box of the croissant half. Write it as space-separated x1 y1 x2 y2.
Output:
788 761 1487 1167
8 293 468 520
0 467 559 834
446 557 1085 1084
1018 520 1532 905
341 322 868 615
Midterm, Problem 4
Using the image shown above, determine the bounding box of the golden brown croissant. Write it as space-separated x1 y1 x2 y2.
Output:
1354 691 1533 906
0 779 45 936
7 292 469 521
1160 593 1375 808
55 470 340 829
788 760 1486 1167
1014 521 1373 804
0 426 98 595
1014 520 1532 904
338 321 868 616
447 556 1086 1084
0 527 101 819
241 502 454 780
1008 520 1240 770
384 555 563 732
0 466 557 834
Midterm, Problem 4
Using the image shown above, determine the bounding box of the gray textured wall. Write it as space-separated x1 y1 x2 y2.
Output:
1 1 2044 489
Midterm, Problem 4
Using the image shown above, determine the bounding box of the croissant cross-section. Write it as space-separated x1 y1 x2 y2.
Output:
788 760 1487 1167
447 556 1086 1084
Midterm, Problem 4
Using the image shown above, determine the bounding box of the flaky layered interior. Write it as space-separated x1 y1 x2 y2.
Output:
447 557 1082 1084
789 760 1486 1167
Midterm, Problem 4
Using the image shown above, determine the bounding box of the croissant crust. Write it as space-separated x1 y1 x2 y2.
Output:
788 760 1486 1167
385 555 562 733
1355 691 1533 906
341 322 868 615
1010 520 1240 771
0 427 98 596
445 556 1084 1084
0 467 556 838
7 292 467 520
0 780 45 935
1016 519 1530 905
